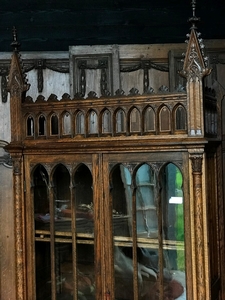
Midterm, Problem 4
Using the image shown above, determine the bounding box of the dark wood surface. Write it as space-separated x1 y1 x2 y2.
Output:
0 0 225 51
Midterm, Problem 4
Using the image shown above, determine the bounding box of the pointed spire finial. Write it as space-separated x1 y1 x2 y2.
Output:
188 0 200 29
11 26 20 52
191 0 196 17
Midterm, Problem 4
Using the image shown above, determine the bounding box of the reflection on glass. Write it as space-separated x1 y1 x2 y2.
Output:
34 163 95 299
136 164 157 238
112 165 131 237
33 165 49 230
161 163 186 300
74 164 94 234
76 111 85 135
89 111 98 134
55 243 73 300
130 107 140 132
135 164 159 299
102 109 111 133
76 244 95 300
63 112 72 135
38 115 46 135
27 115 34 136
35 241 51 299
53 164 71 231
51 114 59 135
112 162 186 300
74 164 95 300
116 109 126 133
144 107 155 132
175 105 186 130
112 164 134 299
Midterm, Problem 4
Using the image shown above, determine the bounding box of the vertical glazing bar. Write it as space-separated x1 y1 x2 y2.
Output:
49 183 56 300
132 183 139 299
157 182 164 299
94 154 103 299
71 170 77 300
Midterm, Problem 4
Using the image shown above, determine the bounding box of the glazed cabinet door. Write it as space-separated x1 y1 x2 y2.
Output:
102 152 187 300
25 154 102 300
25 151 188 300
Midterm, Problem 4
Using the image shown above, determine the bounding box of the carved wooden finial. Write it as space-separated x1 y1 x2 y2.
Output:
11 26 20 52
7 27 30 142
188 0 200 29
180 0 210 81
191 0 196 17
178 0 211 137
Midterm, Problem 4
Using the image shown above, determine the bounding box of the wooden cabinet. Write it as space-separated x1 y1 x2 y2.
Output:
25 150 187 300
5 28 225 300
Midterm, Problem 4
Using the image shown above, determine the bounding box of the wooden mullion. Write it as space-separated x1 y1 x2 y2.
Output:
25 157 36 300
93 153 103 299
71 172 77 300
132 185 139 299
49 184 56 300
157 183 164 300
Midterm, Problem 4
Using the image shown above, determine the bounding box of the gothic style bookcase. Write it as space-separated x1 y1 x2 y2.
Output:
6 18 224 300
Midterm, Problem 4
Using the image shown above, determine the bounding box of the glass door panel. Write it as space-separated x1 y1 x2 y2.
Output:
35 241 51 299
74 164 95 300
53 164 71 233
111 164 134 299
135 164 159 299
74 164 94 235
110 161 186 300
33 164 50 231
33 162 95 300
160 163 186 300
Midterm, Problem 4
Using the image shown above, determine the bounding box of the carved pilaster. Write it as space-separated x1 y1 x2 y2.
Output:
12 154 25 300
190 151 207 300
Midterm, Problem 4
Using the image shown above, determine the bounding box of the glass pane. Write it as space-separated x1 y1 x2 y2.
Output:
130 107 140 132
135 164 159 299
74 164 94 234
53 164 71 232
33 165 50 230
56 243 73 300
175 105 186 130
51 114 59 135
112 164 134 299
112 164 131 237
116 109 125 133
76 244 95 300
75 111 85 135
144 107 155 132
160 106 170 131
39 115 46 135
35 241 51 299
63 112 72 135
112 162 186 299
102 109 111 133
136 164 157 238
161 163 186 299
74 164 95 299
27 116 34 136
89 111 98 134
